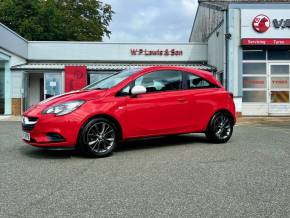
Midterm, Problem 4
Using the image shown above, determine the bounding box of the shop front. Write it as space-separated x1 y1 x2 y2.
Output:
241 9 290 116
21 71 63 110
242 49 290 115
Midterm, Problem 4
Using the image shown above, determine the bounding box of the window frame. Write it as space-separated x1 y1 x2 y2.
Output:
182 71 218 90
116 70 185 97
116 70 218 97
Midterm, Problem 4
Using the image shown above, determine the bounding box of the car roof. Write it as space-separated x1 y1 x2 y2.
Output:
138 66 221 87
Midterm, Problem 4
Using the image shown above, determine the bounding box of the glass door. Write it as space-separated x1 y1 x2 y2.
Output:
268 64 290 115
44 73 63 99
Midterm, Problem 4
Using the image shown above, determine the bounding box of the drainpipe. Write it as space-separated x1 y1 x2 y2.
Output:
224 9 229 91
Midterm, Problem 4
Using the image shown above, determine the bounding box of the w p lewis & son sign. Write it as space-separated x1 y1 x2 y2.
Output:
130 49 183 56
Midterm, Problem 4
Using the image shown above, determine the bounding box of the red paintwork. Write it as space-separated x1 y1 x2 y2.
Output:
22 66 236 148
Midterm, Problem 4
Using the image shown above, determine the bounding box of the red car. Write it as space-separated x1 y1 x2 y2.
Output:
22 66 236 157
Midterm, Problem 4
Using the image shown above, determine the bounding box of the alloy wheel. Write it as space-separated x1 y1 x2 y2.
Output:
86 122 116 153
213 114 232 140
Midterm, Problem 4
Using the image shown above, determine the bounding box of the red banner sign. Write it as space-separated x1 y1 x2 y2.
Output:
242 38 290 45
65 66 87 92
130 49 183 56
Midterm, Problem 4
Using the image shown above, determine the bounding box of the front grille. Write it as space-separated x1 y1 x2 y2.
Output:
22 116 38 131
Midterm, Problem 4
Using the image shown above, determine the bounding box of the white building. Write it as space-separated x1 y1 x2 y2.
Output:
0 23 210 116
191 0 290 116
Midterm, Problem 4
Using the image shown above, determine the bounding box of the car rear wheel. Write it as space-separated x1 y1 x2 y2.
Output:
78 118 118 157
205 112 233 143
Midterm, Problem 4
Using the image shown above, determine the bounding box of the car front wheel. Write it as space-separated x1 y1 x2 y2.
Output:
205 112 233 143
78 118 118 157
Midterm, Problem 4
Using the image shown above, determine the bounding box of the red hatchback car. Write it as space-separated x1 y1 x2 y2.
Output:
22 66 236 157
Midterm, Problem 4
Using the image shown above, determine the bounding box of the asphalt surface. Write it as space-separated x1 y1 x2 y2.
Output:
0 121 289 218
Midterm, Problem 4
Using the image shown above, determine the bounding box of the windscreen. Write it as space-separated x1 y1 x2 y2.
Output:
84 68 142 90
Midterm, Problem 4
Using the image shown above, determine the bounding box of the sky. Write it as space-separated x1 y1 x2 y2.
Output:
103 0 198 43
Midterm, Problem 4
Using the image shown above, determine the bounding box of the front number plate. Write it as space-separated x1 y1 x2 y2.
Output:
22 131 30 141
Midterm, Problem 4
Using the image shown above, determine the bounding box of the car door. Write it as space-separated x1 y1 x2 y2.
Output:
123 70 193 138
182 71 220 131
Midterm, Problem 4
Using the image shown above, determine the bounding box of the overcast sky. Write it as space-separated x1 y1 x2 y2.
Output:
103 0 198 42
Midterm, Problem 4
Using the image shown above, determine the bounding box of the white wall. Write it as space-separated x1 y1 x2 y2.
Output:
208 23 224 72
28 42 207 62
11 71 23 98
0 23 28 59
227 9 242 97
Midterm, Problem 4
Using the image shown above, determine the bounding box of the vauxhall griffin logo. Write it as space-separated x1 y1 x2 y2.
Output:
252 14 270 33
252 14 290 33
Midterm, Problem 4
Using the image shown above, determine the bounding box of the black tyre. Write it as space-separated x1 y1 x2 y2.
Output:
78 118 118 157
205 112 233 143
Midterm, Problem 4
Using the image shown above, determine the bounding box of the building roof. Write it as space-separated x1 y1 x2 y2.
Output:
11 62 215 72
199 0 290 10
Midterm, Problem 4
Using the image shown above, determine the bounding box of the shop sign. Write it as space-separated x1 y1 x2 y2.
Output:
252 14 290 33
241 10 290 39
244 80 264 85
130 49 183 56
273 19 290 29
252 14 270 33
243 77 266 89
242 38 290 45
271 78 289 89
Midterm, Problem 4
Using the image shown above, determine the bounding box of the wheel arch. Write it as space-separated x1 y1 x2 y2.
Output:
79 113 123 142
207 109 236 130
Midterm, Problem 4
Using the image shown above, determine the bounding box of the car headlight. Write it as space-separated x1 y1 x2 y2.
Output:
42 100 85 116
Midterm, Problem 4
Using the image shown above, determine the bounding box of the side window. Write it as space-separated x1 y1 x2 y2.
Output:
186 73 213 89
135 70 182 93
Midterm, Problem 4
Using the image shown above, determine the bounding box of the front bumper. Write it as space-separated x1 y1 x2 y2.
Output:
22 111 85 148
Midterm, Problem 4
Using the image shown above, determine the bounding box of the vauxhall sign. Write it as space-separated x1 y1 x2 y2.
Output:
241 9 290 45
252 14 290 33
272 19 290 29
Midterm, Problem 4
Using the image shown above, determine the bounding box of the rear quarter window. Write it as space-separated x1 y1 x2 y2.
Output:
185 72 217 89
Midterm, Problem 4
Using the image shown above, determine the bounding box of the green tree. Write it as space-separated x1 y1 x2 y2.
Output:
0 0 114 41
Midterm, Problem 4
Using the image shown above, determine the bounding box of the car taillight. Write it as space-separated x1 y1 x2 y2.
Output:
229 92 234 99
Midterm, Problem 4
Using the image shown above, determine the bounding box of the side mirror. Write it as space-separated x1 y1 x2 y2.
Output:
131 85 146 96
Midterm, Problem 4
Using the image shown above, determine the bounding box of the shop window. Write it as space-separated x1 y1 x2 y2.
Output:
271 91 290 103
243 63 266 75
270 65 289 75
242 91 266 103
243 50 266 60
88 72 114 84
243 76 266 89
268 50 290 60
271 77 289 89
